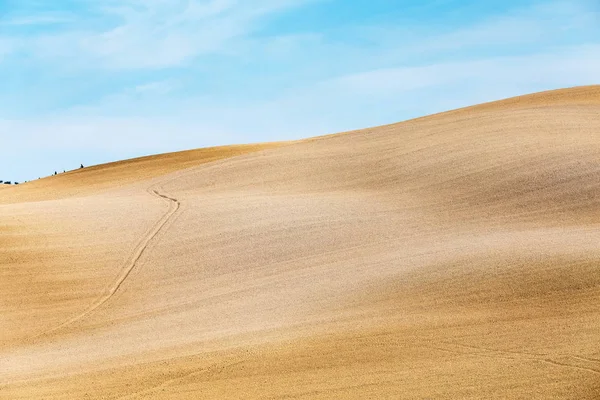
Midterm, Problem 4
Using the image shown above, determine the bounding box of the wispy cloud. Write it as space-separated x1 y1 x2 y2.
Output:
4 0 320 69
0 14 72 26
133 79 178 95
330 45 600 98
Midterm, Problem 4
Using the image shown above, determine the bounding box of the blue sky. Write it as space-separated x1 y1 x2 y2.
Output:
1 0 599 182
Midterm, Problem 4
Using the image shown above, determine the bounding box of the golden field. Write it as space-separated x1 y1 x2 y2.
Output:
1 86 600 399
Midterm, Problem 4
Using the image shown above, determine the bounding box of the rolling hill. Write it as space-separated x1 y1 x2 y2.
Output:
1 86 600 399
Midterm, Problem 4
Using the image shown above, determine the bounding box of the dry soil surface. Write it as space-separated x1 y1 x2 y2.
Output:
1 86 600 399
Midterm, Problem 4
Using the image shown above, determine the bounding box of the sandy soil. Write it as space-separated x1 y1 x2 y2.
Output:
1 86 600 399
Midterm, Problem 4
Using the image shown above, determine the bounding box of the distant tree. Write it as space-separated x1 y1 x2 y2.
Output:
80 164 84 169
4 181 11 185
14 182 19 185
0 180 3 183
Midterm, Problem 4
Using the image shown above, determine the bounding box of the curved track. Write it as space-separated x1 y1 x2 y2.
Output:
35 184 180 338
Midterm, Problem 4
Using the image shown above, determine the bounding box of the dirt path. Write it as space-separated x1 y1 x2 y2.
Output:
34 184 180 338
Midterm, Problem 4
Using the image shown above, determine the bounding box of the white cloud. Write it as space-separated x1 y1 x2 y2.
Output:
0 116 237 153
0 15 73 26
6 0 320 70
134 79 178 95
330 45 600 98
